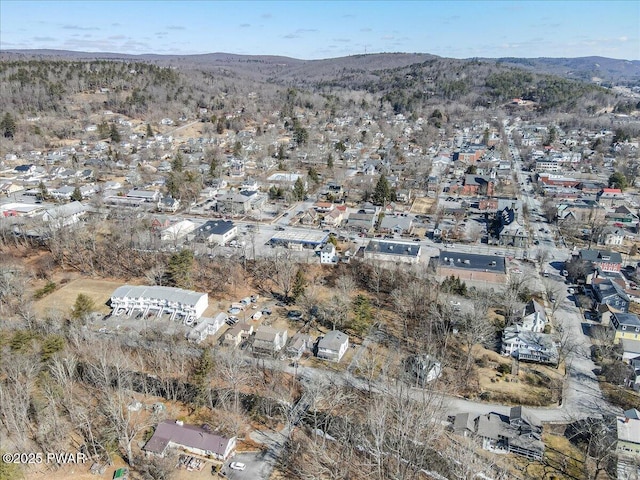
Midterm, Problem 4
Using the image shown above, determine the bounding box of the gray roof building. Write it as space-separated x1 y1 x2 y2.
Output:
144 420 236 460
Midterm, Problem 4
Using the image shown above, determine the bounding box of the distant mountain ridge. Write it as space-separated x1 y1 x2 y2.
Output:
1 49 639 85
490 56 640 84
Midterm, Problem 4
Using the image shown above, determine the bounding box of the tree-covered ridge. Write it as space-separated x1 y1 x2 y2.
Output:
0 60 216 116
314 57 615 114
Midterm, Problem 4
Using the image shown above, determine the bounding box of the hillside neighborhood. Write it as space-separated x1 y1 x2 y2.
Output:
0 50 639 480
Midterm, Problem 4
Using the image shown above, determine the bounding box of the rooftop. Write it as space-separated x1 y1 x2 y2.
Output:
438 251 506 273
365 240 420 257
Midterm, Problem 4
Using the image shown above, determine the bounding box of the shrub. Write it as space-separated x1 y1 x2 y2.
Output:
497 363 511 375
33 281 56 299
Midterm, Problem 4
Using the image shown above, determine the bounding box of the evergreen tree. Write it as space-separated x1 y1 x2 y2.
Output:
109 123 121 143
208 154 219 177
70 186 83 202
146 123 154 138
71 293 95 322
372 175 391 205
277 143 286 160
97 121 110 138
166 249 194 288
608 171 628 190
38 180 49 201
291 269 306 302
327 153 334 169
193 348 213 406
351 294 372 335
172 153 184 173
1 112 16 139
293 177 306 201
308 167 320 184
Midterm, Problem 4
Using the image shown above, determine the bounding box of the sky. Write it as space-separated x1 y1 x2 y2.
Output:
1 1 639 60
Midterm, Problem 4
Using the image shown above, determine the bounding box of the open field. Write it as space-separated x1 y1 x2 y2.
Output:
32 277 126 317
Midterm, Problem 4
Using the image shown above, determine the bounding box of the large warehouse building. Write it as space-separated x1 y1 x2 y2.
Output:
110 285 208 323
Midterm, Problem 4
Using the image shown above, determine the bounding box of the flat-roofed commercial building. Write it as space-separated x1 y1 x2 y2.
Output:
436 251 507 284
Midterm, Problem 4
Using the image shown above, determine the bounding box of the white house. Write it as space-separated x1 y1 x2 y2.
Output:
252 325 288 356
110 285 208 322
317 330 349 362
320 243 338 265
186 313 227 344
501 325 558 365
520 300 547 333
193 220 237 245
160 220 196 243
126 189 161 202
42 201 87 229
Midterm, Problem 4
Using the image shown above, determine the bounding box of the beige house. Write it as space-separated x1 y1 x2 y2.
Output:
223 322 253 347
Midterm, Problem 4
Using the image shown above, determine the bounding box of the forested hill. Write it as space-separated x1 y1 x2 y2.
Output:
491 56 640 86
3 49 639 86
0 50 629 119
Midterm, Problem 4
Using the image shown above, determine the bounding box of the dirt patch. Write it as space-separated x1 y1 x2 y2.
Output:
410 197 436 214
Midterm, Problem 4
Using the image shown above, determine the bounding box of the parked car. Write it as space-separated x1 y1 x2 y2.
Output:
252 311 262 320
228 307 241 315
262 308 272 315
229 462 246 471
287 310 303 319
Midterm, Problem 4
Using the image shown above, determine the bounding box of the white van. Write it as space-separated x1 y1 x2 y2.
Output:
252 311 262 320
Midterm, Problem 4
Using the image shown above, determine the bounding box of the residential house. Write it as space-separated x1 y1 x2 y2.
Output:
186 313 227 344
597 188 625 207
158 196 180 212
404 354 442 386
346 212 376 232
520 300 547 333
607 205 639 231
126 189 161 202
42 201 87 229
193 220 237 245
501 325 558 365
299 208 319 226
592 278 631 313
378 214 413 235
600 226 626 246
110 285 208 322
321 207 345 228
320 243 338 265
314 201 334 213
498 220 529 248
452 406 544 460
579 249 623 273
216 191 263 215
616 409 640 480
160 220 196 243
450 174 495 197
364 240 421 264
223 322 253 348
610 312 640 345
317 330 349 362
286 333 313 359
143 420 236 461
252 325 288 356
0 182 24 196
